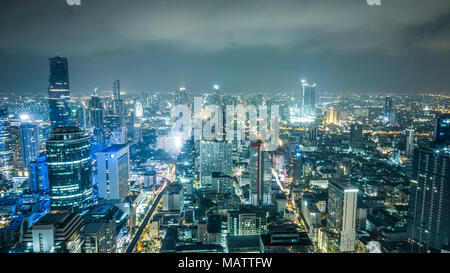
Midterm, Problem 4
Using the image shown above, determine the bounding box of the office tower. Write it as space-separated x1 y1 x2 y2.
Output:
408 118 450 252
112 80 123 125
103 114 122 144
325 107 340 125
46 127 93 213
29 155 49 194
97 144 130 202
301 79 316 118
227 206 267 236
48 56 71 128
199 141 233 185
434 114 450 146
135 100 143 118
133 123 143 143
406 128 415 157
350 124 363 151
308 127 318 149
249 141 272 206
20 122 40 174
89 92 104 129
327 179 358 252
288 150 303 185
0 109 14 181
384 96 393 123
176 136 195 182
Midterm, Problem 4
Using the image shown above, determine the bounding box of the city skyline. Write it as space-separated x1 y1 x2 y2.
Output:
1 0 450 259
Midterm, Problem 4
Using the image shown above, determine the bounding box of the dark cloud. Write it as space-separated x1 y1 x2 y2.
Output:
0 0 450 94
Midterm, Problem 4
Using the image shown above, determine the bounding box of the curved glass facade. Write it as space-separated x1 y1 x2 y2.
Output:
46 126 93 214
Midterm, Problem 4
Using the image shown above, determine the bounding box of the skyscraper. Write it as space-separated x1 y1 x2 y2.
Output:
249 140 272 206
301 80 316 118
406 128 415 157
408 147 450 252
407 115 450 252
89 91 104 129
96 144 130 202
434 114 450 146
327 178 358 252
112 80 123 125
48 56 71 128
350 124 363 151
199 141 233 185
20 122 40 174
0 109 14 181
46 127 93 213
384 96 393 123
29 155 49 194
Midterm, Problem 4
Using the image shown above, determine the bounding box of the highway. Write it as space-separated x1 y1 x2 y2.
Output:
125 183 167 253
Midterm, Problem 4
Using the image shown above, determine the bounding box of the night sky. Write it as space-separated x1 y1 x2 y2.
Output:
1 0 450 95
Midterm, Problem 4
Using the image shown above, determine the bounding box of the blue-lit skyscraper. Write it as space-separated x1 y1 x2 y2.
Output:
301 79 316 118
96 144 130 202
408 115 450 252
29 155 49 194
0 108 14 181
48 56 71 128
20 122 40 174
434 114 450 146
46 127 93 214
384 96 393 123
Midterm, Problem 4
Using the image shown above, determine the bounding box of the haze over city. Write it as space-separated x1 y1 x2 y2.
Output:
1 0 450 94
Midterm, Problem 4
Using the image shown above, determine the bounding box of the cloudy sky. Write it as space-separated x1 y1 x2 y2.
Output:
1 0 450 95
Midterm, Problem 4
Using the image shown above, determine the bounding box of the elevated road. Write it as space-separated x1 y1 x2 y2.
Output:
125 183 167 253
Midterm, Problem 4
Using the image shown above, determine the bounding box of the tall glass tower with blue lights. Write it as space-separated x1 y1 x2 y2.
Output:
46 126 93 214
48 56 71 128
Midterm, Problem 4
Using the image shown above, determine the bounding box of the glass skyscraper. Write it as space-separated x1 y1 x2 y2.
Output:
20 122 40 174
48 56 71 128
46 126 93 214
29 155 49 194
0 108 14 181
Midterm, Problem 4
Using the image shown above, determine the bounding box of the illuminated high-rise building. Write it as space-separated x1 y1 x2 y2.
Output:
249 140 272 206
48 56 71 128
200 141 233 185
20 122 40 174
0 108 14 181
46 127 93 214
325 107 340 125
384 96 393 123
408 147 450 252
29 155 49 194
89 91 104 129
408 115 450 252
434 114 450 146
406 128 415 157
112 80 123 125
96 144 130 202
350 124 363 151
327 178 358 252
301 79 316 118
